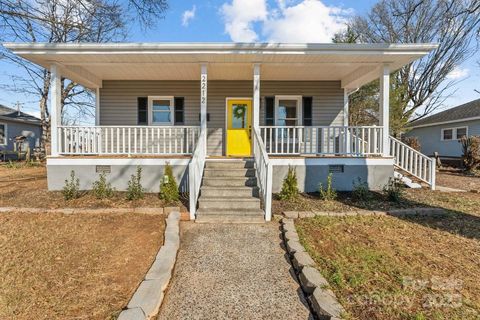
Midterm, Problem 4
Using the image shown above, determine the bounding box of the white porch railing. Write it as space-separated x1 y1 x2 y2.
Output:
389 136 436 189
253 128 273 221
188 128 207 219
57 126 200 155
259 126 384 156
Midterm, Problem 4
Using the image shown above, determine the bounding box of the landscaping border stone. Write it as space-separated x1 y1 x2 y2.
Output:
118 211 181 320
282 207 447 219
281 218 346 320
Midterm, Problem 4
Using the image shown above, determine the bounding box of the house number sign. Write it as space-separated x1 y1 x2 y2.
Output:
201 74 207 105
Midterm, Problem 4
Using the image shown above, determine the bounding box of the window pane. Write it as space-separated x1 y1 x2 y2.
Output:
231 104 247 129
443 129 453 140
456 128 467 139
278 99 297 120
153 111 171 123
152 100 171 111
0 124 4 144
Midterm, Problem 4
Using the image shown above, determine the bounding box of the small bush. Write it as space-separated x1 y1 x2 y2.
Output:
352 177 371 201
383 177 404 202
159 163 179 203
319 173 337 201
402 136 421 151
126 166 144 201
460 136 480 172
279 166 299 200
92 172 115 199
62 170 80 200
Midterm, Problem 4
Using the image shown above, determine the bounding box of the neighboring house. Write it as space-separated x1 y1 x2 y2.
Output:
4 42 437 221
0 104 42 156
406 98 480 158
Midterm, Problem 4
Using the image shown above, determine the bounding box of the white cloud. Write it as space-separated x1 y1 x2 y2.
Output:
182 5 196 27
220 0 268 42
447 66 469 80
220 0 350 43
263 0 350 42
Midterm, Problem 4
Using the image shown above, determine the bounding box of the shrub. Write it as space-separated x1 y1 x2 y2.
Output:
62 170 80 200
383 177 404 202
319 173 337 201
460 136 480 172
279 166 299 200
159 163 179 203
402 136 421 151
126 166 144 201
92 172 115 199
352 177 371 201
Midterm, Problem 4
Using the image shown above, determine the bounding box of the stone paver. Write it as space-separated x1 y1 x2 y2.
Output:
158 222 312 320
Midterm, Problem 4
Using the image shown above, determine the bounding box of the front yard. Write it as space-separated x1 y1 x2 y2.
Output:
277 172 480 319
0 163 187 210
0 211 165 319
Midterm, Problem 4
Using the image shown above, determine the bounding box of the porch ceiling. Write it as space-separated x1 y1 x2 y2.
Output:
3 42 437 90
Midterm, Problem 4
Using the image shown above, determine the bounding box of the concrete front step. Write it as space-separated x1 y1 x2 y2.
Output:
198 197 261 210
203 168 256 178
197 208 264 216
205 160 254 169
196 210 265 224
200 186 260 198
202 176 257 187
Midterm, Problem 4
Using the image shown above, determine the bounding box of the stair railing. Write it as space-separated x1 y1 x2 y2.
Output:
389 136 436 190
189 127 207 220
253 128 273 221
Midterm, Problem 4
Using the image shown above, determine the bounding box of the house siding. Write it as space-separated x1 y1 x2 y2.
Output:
0 120 41 152
99 80 344 155
405 119 480 157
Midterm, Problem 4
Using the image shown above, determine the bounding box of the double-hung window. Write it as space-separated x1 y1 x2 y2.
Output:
441 126 468 141
0 123 6 146
148 96 174 125
275 96 302 126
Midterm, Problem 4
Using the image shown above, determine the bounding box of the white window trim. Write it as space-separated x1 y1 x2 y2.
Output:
0 122 7 146
441 126 468 141
274 95 303 126
148 96 174 125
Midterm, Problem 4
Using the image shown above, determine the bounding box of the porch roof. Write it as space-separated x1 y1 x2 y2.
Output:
3 42 437 90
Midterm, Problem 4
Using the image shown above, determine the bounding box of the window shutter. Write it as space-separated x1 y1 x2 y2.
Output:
265 97 274 125
302 97 313 126
174 97 185 125
137 97 148 125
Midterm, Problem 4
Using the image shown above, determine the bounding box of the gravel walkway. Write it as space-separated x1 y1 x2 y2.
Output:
158 222 312 320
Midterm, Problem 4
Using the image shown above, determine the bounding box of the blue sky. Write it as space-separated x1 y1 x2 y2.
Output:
0 0 479 120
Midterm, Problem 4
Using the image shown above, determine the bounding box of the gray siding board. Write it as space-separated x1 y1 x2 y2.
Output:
0 120 41 152
100 80 344 155
405 119 480 157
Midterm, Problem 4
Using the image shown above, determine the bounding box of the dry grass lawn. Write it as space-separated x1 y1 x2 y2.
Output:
0 163 187 210
290 186 480 319
436 169 480 191
0 212 165 319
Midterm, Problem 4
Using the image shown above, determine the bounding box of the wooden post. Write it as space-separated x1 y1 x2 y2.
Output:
379 65 390 157
253 64 261 129
50 64 62 157
200 64 208 131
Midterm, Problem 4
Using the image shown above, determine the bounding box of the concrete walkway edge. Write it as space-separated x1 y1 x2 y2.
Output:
118 211 180 320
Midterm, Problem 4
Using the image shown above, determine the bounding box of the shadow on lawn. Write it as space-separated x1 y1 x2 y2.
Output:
331 191 480 242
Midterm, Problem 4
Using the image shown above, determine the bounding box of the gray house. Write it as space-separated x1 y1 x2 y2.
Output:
0 104 42 156
406 98 480 158
4 42 437 222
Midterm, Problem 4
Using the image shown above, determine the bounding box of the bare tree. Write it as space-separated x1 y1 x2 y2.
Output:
0 0 168 150
347 0 480 133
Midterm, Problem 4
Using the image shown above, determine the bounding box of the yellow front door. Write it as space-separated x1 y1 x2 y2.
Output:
226 99 252 157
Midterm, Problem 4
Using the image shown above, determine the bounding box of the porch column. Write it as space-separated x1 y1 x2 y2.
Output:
343 89 350 154
95 87 100 126
253 64 261 129
200 64 208 131
379 65 390 156
50 64 62 157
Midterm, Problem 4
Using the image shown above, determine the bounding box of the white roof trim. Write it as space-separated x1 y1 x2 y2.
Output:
409 116 480 129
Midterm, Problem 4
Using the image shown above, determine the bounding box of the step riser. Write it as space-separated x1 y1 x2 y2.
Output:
200 188 259 198
203 169 256 178
202 178 257 187
205 161 254 169
195 215 265 224
199 201 260 210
